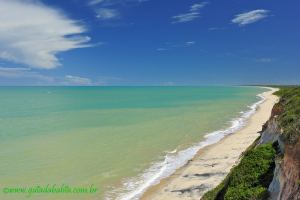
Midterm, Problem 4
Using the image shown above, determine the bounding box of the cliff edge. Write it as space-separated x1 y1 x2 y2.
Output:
202 87 300 200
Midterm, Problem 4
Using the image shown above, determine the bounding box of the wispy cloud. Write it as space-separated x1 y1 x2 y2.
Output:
190 3 207 12
0 67 54 83
64 75 92 85
89 0 105 6
162 81 175 86
0 67 95 85
255 57 273 63
156 48 168 51
89 0 148 21
208 27 226 31
89 0 148 6
172 2 208 23
94 76 123 85
0 0 90 69
96 8 120 20
173 13 199 23
232 9 269 26
157 41 196 51
185 41 196 46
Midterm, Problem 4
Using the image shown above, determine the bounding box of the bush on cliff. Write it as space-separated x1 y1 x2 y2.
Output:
202 143 276 200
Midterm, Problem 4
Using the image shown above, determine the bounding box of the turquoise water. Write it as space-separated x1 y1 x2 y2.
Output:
0 86 267 200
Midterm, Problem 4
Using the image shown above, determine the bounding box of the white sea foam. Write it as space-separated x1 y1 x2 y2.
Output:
105 90 268 200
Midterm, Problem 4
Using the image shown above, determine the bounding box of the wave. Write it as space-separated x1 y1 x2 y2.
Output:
105 90 268 200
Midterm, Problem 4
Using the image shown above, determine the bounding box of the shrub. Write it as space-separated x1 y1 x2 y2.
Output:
201 143 276 200
224 186 267 200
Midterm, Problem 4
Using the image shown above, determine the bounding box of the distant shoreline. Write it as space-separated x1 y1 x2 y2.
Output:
140 87 278 200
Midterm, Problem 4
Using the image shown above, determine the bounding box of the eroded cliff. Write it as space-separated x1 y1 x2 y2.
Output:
202 87 300 200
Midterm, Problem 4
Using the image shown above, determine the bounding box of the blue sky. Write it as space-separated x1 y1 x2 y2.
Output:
0 0 299 86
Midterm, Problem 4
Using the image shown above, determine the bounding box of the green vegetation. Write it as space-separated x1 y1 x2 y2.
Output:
202 87 300 200
274 87 300 144
202 86 300 200
202 143 276 200
201 180 226 200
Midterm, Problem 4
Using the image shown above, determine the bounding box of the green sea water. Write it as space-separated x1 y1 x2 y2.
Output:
0 86 267 200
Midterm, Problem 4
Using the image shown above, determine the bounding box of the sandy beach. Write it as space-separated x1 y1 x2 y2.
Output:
141 87 279 200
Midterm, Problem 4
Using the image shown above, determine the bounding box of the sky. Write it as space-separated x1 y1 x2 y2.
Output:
0 0 299 86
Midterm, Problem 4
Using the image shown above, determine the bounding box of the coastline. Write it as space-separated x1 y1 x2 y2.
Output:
140 87 279 200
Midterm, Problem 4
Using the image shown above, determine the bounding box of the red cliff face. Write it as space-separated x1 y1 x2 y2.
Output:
279 139 300 200
271 103 283 118
262 103 300 200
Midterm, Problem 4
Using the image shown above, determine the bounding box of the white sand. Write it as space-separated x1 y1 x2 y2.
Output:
141 88 279 200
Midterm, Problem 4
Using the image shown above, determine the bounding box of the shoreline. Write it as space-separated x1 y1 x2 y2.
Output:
140 87 279 200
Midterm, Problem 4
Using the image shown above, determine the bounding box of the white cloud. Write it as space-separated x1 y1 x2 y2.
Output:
162 81 175 86
208 27 226 31
0 67 54 82
89 0 148 6
173 13 199 23
232 9 269 26
156 48 168 51
185 41 196 46
89 0 105 6
0 0 90 69
172 2 208 23
255 57 273 63
190 3 207 12
94 76 123 85
157 41 196 51
89 0 148 21
96 8 120 20
64 75 92 85
0 67 95 85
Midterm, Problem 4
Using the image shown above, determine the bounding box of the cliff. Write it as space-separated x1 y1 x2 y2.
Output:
267 87 300 200
202 87 300 200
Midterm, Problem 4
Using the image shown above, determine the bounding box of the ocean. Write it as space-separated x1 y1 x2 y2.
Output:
0 86 267 200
